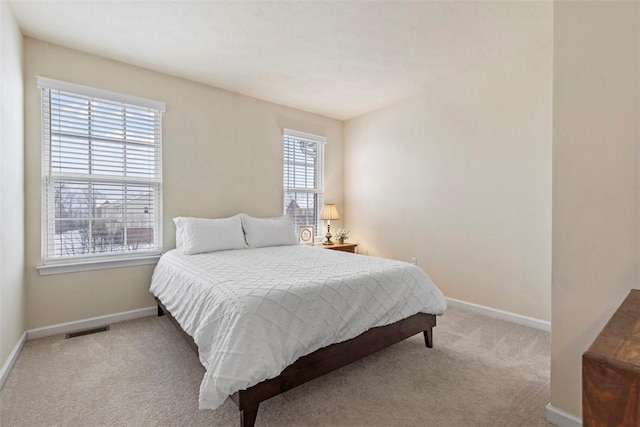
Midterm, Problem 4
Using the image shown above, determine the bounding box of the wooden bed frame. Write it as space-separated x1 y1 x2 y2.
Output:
155 297 436 427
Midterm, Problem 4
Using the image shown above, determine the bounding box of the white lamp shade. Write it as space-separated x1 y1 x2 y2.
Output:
320 204 340 220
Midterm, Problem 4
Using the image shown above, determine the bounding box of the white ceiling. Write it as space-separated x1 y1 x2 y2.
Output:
9 1 552 120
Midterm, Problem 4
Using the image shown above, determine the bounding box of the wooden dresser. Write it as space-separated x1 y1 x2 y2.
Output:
583 289 640 426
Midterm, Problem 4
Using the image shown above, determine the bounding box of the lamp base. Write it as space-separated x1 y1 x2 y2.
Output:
323 230 333 245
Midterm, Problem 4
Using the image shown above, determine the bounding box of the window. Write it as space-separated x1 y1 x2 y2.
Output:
283 129 326 238
38 77 165 274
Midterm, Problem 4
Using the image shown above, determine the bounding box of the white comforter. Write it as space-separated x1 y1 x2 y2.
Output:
149 245 447 410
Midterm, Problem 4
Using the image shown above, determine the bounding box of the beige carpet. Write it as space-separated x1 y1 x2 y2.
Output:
0 306 551 426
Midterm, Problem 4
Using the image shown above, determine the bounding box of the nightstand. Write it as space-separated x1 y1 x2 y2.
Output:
314 242 358 253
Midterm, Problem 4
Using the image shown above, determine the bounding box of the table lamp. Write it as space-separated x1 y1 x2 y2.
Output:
320 204 340 245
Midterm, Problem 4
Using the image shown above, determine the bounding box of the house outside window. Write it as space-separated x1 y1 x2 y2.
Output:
38 77 165 274
283 129 326 239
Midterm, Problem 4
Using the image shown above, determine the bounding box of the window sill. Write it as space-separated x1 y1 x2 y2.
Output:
37 254 161 276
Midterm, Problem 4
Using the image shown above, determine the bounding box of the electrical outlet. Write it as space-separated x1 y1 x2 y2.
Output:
410 257 417 265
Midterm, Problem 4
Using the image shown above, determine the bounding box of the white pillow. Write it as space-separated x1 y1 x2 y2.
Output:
173 215 246 255
241 215 298 248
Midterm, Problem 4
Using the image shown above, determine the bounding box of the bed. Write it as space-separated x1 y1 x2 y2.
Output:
150 242 446 426
150 245 446 427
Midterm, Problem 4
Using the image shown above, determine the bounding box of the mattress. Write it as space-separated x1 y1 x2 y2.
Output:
149 245 447 410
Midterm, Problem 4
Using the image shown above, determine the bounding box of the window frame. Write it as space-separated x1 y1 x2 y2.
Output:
283 129 326 240
37 77 165 275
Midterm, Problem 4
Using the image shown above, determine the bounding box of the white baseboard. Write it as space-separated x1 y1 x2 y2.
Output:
26 306 157 340
0 331 27 390
445 297 551 332
546 404 582 426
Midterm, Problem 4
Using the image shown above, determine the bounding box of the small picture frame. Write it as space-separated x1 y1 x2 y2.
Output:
299 226 315 245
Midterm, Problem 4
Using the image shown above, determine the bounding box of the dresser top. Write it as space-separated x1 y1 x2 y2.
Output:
587 289 640 367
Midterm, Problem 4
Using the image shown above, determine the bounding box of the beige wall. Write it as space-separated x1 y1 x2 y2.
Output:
24 38 344 329
551 1 640 418
344 43 552 321
0 1 25 367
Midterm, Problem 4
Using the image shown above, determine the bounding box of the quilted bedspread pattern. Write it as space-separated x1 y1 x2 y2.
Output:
149 245 447 410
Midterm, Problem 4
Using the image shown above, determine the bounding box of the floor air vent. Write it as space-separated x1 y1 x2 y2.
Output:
65 325 110 339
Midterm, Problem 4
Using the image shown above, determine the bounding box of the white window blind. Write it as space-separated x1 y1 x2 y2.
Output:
39 77 165 266
283 129 325 237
